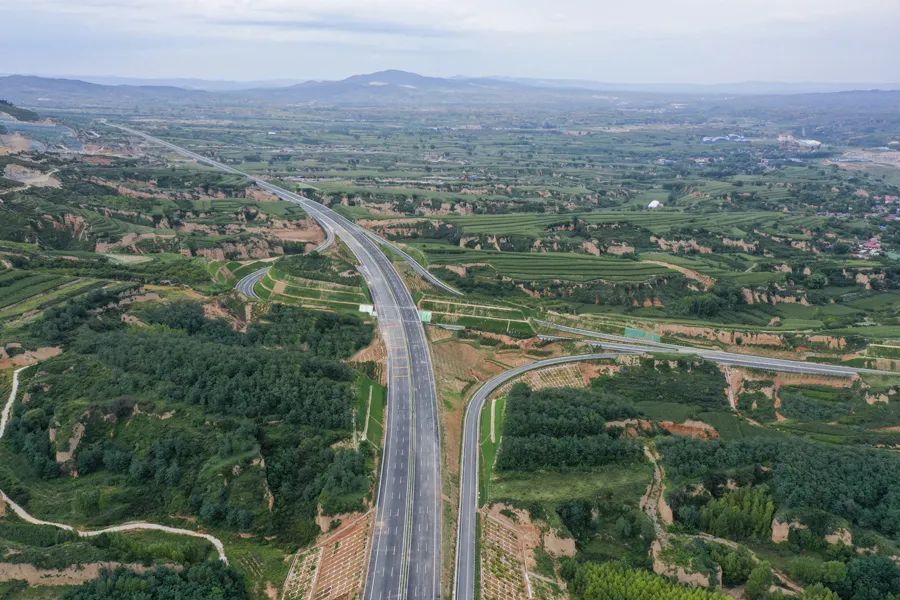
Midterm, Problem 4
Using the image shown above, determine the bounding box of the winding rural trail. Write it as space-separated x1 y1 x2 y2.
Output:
0 366 228 562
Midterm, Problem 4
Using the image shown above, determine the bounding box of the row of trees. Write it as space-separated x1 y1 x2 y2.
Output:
497 384 643 471
62 563 247 600
699 486 776 541
594 359 728 409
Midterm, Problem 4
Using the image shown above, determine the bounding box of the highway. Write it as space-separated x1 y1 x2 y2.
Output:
535 319 896 377
233 227 334 300
112 123 442 600
454 353 622 600
363 229 462 296
234 267 268 299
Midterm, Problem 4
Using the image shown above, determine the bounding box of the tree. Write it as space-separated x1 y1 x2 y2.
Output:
746 562 773 600
62 562 248 599
836 555 900 600
800 584 840 600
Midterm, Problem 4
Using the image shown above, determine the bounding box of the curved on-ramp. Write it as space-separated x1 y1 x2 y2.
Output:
0 366 228 562
233 224 339 299
453 353 621 600
534 319 896 378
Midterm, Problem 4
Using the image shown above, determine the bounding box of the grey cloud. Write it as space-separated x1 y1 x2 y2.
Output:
208 15 457 38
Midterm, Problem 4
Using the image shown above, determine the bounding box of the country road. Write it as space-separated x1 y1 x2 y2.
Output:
112 123 442 600
0 366 228 562
454 353 622 600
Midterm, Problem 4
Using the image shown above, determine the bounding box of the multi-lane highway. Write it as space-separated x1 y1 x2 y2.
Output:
363 230 462 296
454 353 623 600
112 124 442 600
536 319 895 377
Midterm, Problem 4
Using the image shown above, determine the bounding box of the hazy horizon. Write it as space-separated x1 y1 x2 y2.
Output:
2 0 899 85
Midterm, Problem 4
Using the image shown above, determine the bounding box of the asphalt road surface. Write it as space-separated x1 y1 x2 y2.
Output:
112 124 441 600
454 353 621 600
535 319 896 377
363 229 462 296
233 232 332 300
234 267 268 299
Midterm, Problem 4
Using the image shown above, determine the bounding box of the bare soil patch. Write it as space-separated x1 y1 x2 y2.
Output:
0 562 160 586
0 346 62 370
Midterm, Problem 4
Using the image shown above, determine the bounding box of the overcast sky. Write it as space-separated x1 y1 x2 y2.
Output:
2 0 899 83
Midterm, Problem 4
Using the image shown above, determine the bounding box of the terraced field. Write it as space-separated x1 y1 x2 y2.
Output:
418 296 535 337
441 210 822 238
0 269 106 322
255 268 369 313
417 246 672 282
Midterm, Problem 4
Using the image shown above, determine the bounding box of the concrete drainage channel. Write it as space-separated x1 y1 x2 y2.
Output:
0 365 228 562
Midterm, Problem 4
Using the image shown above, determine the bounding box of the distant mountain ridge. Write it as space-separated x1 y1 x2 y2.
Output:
1 70 899 109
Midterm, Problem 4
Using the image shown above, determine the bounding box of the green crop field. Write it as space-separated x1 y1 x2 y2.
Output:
441 210 818 238
417 245 671 282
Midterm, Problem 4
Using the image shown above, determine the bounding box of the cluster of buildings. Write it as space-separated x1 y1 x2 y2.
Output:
701 134 749 144
855 237 883 258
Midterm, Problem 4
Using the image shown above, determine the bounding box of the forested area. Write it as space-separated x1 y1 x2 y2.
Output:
275 252 361 285
660 437 900 537
698 486 776 541
593 359 728 408
2 297 375 545
496 384 643 470
61 563 247 600
570 561 730 600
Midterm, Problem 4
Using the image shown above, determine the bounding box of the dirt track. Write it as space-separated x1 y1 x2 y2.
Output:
0 365 227 563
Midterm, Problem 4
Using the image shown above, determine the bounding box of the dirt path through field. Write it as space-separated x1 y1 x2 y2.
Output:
0 365 227 562
642 260 715 289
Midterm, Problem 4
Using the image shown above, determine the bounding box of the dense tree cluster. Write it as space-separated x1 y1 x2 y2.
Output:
571 561 730 600
835 555 900 600
74 328 355 427
275 252 361 285
139 301 373 360
699 486 775 541
497 384 643 471
62 563 248 600
673 283 746 318
709 544 754 587
660 437 900 537
593 358 728 409
3 300 375 544
29 287 131 344
5 407 59 478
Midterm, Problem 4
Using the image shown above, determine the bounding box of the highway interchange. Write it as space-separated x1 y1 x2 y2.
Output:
113 124 441 600
112 123 895 600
